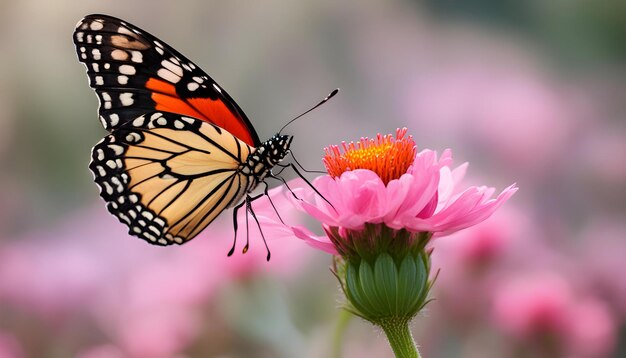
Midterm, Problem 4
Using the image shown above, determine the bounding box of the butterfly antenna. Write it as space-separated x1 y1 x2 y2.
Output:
278 88 339 135
289 152 326 174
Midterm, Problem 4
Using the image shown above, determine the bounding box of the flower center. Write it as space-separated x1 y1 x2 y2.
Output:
323 128 416 185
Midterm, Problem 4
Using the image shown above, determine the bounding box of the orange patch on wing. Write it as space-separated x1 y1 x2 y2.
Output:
146 77 255 146
146 78 178 96
188 98 255 146
151 93 205 119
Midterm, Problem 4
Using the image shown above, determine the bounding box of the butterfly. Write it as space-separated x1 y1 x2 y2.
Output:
73 14 297 253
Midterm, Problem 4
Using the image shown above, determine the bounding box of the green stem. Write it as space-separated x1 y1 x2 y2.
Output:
331 309 353 358
379 317 420 358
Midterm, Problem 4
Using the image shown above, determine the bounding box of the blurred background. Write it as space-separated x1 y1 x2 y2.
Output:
1 0 625 357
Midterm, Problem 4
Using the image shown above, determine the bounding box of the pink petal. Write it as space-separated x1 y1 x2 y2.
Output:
291 226 338 255
433 185 518 236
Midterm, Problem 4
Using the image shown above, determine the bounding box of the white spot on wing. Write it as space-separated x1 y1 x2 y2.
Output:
118 75 128 85
111 49 128 61
142 211 154 220
109 114 120 127
157 68 181 83
103 182 113 195
161 60 183 76
109 144 124 155
120 93 134 106
92 48 101 60
126 132 141 143
187 82 199 91
90 21 104 31
131 51 143 63
118 26 134 36
119 65 136 75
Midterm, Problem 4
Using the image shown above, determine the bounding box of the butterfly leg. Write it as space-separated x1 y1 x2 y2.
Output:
229 192 273 261
280 163 335 209
228 199 247 257
245 195 272 261
259 181 285 225
269 174 300 200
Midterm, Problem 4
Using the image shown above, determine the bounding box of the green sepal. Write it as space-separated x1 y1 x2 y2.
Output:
397 254 418 314
341 251 433 324
374 253 398 315
345 261 372 318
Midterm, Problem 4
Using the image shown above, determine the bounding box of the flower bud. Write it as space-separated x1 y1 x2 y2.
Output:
336 250 433 324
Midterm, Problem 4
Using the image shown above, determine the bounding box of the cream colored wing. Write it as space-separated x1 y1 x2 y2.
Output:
90 111 253 245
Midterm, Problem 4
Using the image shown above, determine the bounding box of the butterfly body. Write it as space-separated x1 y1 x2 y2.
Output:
74 14 291 246
241 134 293 186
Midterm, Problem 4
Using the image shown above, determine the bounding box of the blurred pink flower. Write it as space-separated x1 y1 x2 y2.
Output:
287 130 516 254
579 220 626 318
403 63 580 175
491 273 616 357
0 185 313 357
493 274 572 338
76 344 124 358
428 207 525 324
0 332 24 358
568 298 617 358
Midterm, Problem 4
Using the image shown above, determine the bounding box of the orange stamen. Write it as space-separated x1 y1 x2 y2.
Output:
323 128 416 185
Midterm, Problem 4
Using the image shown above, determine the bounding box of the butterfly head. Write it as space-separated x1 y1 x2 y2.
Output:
262 134 293 166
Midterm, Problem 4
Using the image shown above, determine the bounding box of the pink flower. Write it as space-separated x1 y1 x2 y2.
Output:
492 274 573 339
0 193 313 357
0 332 24 358
277 128 516 355
287 129 517 255
402 62 580 175
491 273 616 357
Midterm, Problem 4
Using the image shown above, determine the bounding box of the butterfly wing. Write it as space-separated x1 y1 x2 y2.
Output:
73 14 261 147
90 111 253 245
